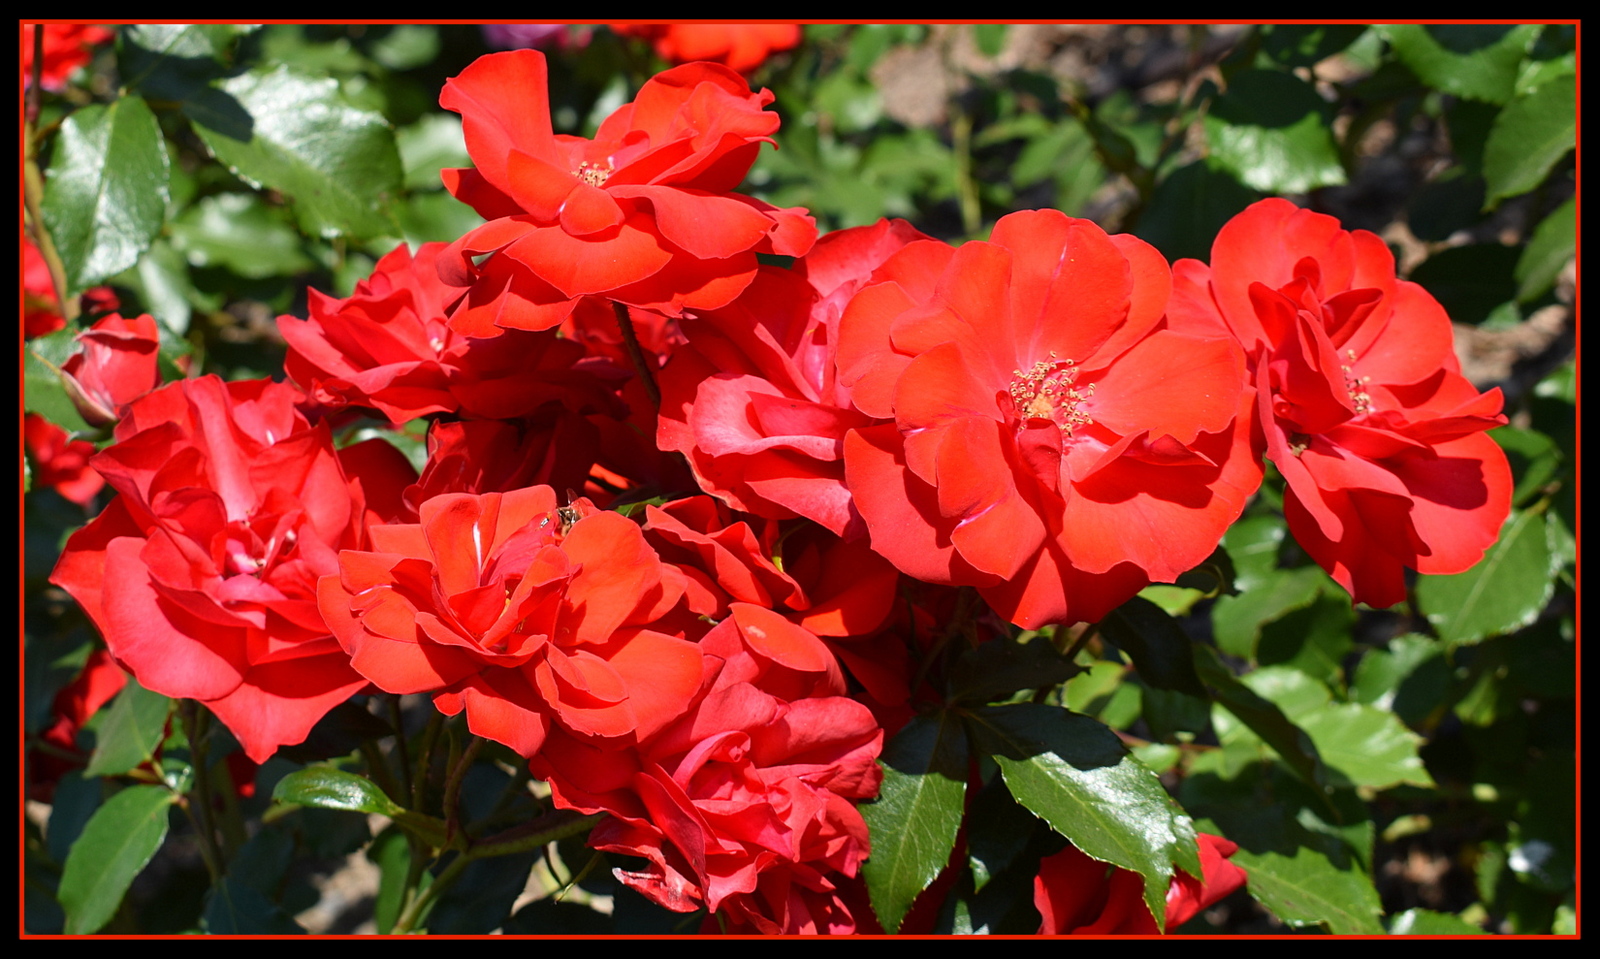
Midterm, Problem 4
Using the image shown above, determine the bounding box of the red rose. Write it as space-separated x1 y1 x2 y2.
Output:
24 413 104 506
318 486 704 757
1034 833 1247 934
1168 199 1513 606
27 649 128 800
531 603 881 932
437 50 816 332
23 23 112 90
658 220 930 536
59 312 163 426
49 377 416 762
279 241 616 424
612 23 802 75
839 209 1260 628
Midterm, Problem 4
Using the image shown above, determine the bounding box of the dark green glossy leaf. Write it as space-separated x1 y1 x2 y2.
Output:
1258 24 1367 68
192 65 403 240
1100 595 1206 697
1203 70 1344 194
1195 646 1327 791
1515 197 1575 303
1407 173 1488 242
1350 633 1449 724
948 631 1079 705
970 704 1199 931
1196 808 1384 933
202 875 306 934
168 192 316 279
861 712 968 933
123 23 250 61
965 778 1038 894
1494 426 1563 508
272 765 400 816
1389 908 1487 934
396 114 471 191
84 677 172 778
1255 589 1355 686
1136 159 1261 263
45 771 102 866
1380 24 1541 104
1416 508 1557 645
1483 78 1575 207
41 95 170 293
1408 243 1520 327
1211 565 1325 660
426 850 540 933
58 785 175 934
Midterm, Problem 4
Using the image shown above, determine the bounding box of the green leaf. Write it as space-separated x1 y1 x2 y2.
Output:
1406 173 1488 242
1197 808 1384 933
1408 243 1520 327
84 677 172 778
123 23 250 61
947 631 1079 705
1298 702 1434 789
1350 633 1448 721
1389 908 1487 934
168 192 316 279
1258 24 1368 68
58 785 175 934
1416 508 1558 645
1254 589 1355 686
970 704 1200 931
396 114 471 191
1482 80 1575 207
192 64 403 240
1380 24 1542 104
1212 565 1325 660
973 23 1008 58
1194 646 1328 791
861 712 968 933
273 765 401 814
1136 159 1261 262
367 825 418 934
1494 426 1563 508
1203 70 1345 194
1233 666 1431 790
202 876 307 934
24 329 91 433
41 95 171 294
1515 197 1575 303
1100 595 1207 697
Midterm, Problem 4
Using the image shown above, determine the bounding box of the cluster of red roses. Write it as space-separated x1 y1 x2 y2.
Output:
45 48 1510 934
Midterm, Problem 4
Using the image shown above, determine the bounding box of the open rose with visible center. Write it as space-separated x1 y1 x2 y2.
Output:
839 209 1260 628
1167 199 1512 607
437 49 815 334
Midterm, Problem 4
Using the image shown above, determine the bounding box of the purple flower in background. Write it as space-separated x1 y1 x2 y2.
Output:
481 24 591 51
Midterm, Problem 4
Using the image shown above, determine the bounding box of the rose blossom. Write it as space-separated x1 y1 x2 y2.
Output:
658 219 930 536
839 209 1261 628
436 50 816 333
318 486 704 757
49 377 417 762
530 603 882 933
611 23 802 75
59 312 163 426
1167 199 1513 607
1034 833 1247 934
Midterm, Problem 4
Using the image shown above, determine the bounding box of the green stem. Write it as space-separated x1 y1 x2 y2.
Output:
390 851 471 935
179 702 224 885
952 105 980 236
411 711 444 813
389 694 413 801
443 736 484 846
611 300 661 410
